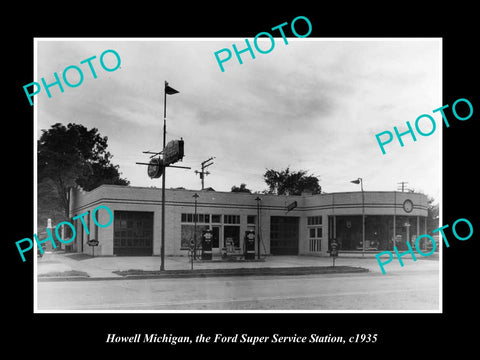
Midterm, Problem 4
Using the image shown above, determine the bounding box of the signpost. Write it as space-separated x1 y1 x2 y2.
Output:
135 81 191 271
87 238 99 257
330 239 338 267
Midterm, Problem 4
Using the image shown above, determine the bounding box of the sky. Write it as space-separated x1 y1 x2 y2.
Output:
35 38 442 202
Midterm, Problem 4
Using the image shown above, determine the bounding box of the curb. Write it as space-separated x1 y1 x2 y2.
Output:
37 265 368 282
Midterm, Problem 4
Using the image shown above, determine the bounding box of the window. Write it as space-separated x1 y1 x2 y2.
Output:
308 226 323 238
224 215 240 224
224 225 240 247
180 224 209 249
308 216 322 253
307 216 322 225
181 213 210 224
247 215 256 231
309 239 321 252
212 215 221 223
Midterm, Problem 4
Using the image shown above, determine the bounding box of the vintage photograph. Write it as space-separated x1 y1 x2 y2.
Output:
34 38 442 312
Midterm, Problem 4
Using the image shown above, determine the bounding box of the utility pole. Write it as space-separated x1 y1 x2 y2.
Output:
195 157 215 190
397 181 409 192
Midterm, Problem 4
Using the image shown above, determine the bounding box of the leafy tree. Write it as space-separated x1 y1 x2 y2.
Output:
406 189 439 233
425 195 439 233
263 167 321 195
38 123 129 220
231 183 252 193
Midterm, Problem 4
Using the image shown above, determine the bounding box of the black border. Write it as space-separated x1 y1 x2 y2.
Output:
7 5 479 355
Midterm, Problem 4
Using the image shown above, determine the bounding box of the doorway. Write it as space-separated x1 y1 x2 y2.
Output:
270 216 299 255
212 225 221 255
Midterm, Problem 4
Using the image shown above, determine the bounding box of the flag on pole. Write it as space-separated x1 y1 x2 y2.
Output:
165 81 179 95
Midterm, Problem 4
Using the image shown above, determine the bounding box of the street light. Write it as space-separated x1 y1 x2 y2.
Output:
350 178 365 255
255 196 261 259
193 193 199 261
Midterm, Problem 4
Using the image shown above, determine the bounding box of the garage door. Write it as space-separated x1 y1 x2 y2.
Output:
114 211 153 256
270 216 299 255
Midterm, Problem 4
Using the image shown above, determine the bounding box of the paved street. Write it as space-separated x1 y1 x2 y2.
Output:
37 262 439 311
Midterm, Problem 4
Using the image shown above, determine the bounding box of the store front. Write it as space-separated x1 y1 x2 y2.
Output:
328 214 428 252
69 185 430 258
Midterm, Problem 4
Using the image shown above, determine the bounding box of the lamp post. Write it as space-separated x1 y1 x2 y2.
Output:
193 193 199 261
255 196 261 259
350 178 365 255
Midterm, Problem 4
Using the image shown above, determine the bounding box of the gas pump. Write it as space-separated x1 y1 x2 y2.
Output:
244 230 256 260
201 229 213 260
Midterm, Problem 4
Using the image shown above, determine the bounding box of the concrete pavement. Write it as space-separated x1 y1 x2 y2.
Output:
36 251 440 281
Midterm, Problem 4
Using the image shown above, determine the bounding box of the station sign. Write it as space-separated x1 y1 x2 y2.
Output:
163 139 184 166
147 157 164 178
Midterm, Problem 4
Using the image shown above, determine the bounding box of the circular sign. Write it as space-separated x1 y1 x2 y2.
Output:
147 157 163 178
88 239 99 246
403 199 414 213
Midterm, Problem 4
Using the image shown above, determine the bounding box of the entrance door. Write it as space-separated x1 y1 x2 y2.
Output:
270 216 299 255
211 225 221 255
113 211 153 256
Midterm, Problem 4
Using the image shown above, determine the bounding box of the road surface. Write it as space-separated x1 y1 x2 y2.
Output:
36 267 439 311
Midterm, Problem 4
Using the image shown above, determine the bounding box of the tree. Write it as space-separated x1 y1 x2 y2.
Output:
426 195 439 233
231 183 251 193
263 167 321 195
38 123 129 221
408 190 439 233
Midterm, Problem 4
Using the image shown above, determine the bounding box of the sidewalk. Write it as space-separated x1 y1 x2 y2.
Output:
36 251 439 281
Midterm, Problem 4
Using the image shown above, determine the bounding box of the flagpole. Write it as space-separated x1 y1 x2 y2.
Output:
160 81 167 271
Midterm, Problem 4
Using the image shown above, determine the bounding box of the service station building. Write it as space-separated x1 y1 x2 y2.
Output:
69 185 429 257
